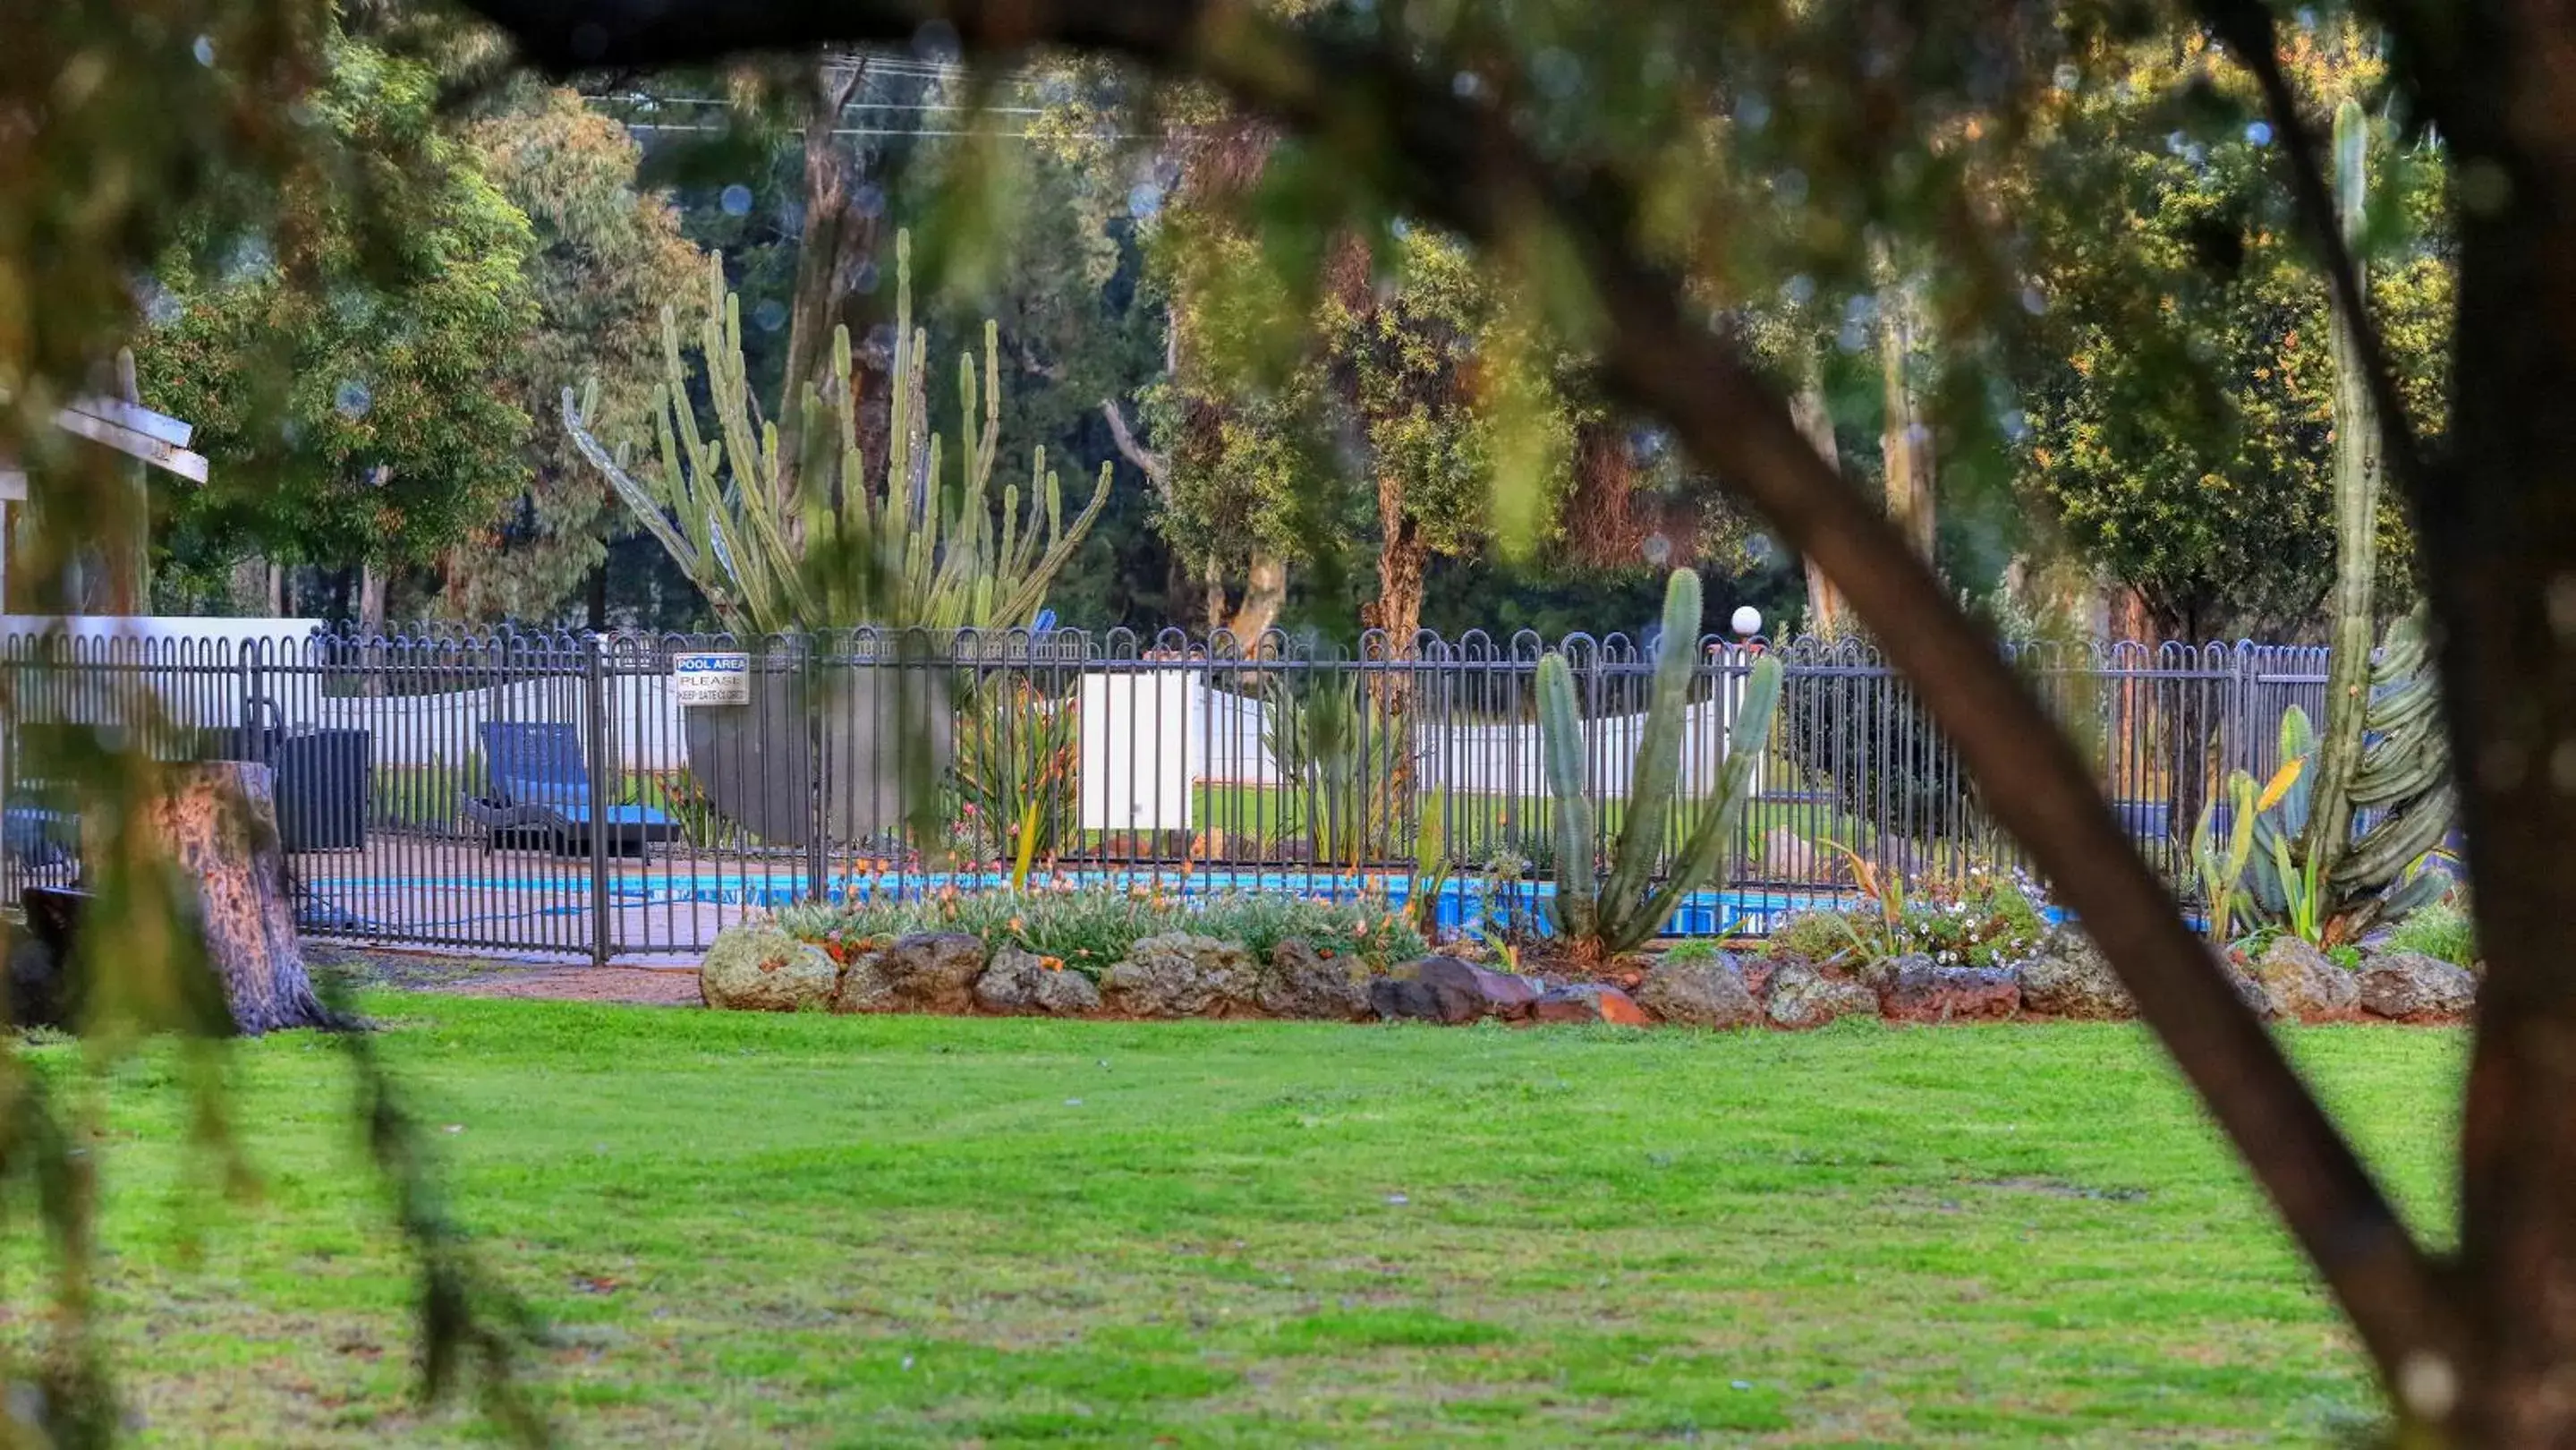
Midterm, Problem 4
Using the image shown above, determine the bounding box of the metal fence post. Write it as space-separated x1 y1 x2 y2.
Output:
801 638 819 907
585 634 612 966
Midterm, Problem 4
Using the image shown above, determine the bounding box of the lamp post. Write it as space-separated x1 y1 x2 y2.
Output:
1730 606 1767 653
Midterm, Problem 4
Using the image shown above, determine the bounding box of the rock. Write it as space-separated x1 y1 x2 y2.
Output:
1099 934 1259 1017
1764 959 1881 1029
1761 826 1822 880
973 946 1103 1016
1369 976 1477 1024
1256 940 1374 1021
2250 936 2361 1021
2221 955 2283 1020
1416 956 1542 1019
1530 984 1653 1026
2017 931 2136 1020
1737 954 1798 998
1369 956 1538 1023
834 932 988 1014
1635 956 1760 1028
2357 951 2477 1021
701 925 839 1012
1370 968 1473 1025
1032 965 1104 1016
1874 955 2020 1024
1848 953 1903 992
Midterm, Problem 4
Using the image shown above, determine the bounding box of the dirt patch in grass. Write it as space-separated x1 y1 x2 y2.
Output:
309 945 703 1005
438 968 702 1006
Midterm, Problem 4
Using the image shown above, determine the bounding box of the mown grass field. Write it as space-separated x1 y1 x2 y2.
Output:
15 1000 2458 1446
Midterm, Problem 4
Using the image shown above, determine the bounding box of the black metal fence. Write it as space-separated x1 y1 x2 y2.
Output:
0 623 2329 960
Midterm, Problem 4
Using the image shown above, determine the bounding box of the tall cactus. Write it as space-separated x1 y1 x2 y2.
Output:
2305 97 2386 883
563 230 1111 634
1538 569 1785 956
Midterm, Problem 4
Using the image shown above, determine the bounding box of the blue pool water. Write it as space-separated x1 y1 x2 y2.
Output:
311 867 1871 936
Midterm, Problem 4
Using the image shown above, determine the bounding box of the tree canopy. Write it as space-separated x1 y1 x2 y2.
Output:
438 84 706 622
2013 29 2449 639
138 33 539 600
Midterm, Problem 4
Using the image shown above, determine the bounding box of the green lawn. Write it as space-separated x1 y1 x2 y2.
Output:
23 1000 2459 1446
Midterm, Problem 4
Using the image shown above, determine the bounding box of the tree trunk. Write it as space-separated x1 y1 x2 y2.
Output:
226 555 268 616
1790 371 1845 637
2423 9 2576 1437
1373 473 1426 654
1202 554 1228 635
1874 246 1937 565
1228 550 1288 648
358 562 387 699
778 56 884 529
151 763 329 1034
107 347 149 614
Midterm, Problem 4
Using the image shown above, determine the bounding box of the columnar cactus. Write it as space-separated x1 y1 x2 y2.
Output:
2306 96 2386 883
564 230 1111 634
1538 568 1785 956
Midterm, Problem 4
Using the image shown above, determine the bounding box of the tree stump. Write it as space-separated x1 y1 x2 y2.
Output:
151 762 329 1034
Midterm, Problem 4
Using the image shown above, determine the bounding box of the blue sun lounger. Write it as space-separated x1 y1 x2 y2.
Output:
468 721 677 857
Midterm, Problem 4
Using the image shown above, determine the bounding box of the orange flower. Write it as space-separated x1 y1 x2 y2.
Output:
1041 956 1064 971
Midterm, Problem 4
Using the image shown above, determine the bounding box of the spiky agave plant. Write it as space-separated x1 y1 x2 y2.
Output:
2240 609 2455 940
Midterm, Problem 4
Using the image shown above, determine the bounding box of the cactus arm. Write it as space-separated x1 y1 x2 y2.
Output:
996 461 1114 627
979 320 1003 485
1536 652 1597 942
1620 654 1784 952
1597 570 1705 921
564 386 713 599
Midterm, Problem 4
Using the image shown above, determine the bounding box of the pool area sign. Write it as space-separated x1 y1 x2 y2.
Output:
673 652 751 707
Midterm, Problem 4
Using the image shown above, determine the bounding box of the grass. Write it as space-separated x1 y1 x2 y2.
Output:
25 1000 2461 1446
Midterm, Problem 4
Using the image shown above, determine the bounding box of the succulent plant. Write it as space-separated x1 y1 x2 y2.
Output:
565 230 1109 635
1538 568 1784 956
2238 610 2455 938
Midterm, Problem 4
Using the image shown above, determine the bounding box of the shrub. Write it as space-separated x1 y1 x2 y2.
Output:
950 677 1080 883
1775 665 1978 844
1772 909 1861 964
1197 892 1425 967
776 883 1426 979
1264 672 1411 865
1769 869 2046 970
1660 939 1725 966
2384 897 2477 968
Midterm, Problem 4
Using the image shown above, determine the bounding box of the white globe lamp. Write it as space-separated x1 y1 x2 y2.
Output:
1729 606 1764 638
